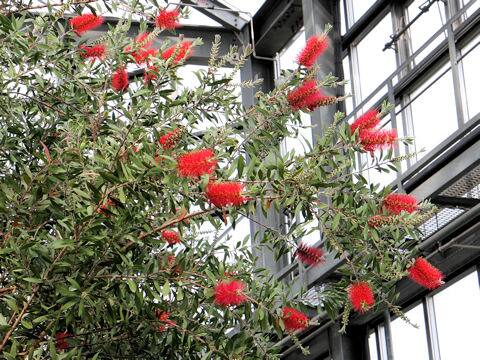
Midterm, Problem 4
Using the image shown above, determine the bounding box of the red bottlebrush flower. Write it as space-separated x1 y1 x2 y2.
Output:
297 35 329 68
348 282 375 313
358 128 397 153
144 65 159 83
55 331 71 350
205 182 246 208
214 280 248 307
408 257 444 290
79 44 106 60
367 214 393 228
295 243 325 266
156 9 181 29
69 14 104 35
177 149 217 178
125 33 158 64
383 193 418 215
281 307 309 332
161 41 193 64
350 109 381 133
112 67 129 92
159 129 181 150
161 230 181 245
287 80 336 111
155 310 176 332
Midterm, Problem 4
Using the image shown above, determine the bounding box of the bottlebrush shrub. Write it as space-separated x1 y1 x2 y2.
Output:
0 3 436 358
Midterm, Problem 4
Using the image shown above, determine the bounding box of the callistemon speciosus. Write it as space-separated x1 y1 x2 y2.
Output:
125 32 158 64
144 65 159 83
348 282 375 313
358 128 398 153
155 310 176 332
367 214 395 228
112 67 129 92
281 307 309 332
205 182 246 208
159 128 182 150
383 193 418 214
214 280 248 307
408 257 444 289
79 44 106 60
177 149 217 178
287 80 336 111
155 9 181 29
162 41 193 64
295 243 325 266
69 14 104 35
161 230 181 245
297 34 329 68
55 331 71 350
350 109 381 133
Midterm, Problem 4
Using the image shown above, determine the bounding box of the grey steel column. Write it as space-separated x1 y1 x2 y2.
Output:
302 0 340 141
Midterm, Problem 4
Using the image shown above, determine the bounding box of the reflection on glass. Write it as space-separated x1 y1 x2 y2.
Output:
460 37 480 121
356 14 396 102
368 331 379 360
409 66 457 161
342 56 353 114
434 271 480 360
407 0 447 65
391 303 429 360
351 0 377 22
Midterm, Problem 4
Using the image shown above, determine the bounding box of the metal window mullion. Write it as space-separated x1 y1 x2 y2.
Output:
383 310 395 360
377 324 389 360
445 0 466 128
424 296 442 360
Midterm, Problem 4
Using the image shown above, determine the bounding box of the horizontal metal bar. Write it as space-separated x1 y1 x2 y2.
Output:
419 202 480 251
431 195 480 209
180 0 249 31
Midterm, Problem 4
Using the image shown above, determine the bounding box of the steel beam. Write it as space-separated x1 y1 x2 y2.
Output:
253 0 304 57
181 0 249 31
81 16 239 67
431 195 480 209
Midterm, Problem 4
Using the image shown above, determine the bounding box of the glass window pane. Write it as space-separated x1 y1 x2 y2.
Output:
407 0 447 64
368 331 379 360
460 37 480 121
355 14 397 102
390 303 429 360
434 271 480 360
409 66 457 161
351 0 377 22
342 56 354 114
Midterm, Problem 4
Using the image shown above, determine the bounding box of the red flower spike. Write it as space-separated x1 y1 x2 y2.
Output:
159 129 181 150
69 14 104 35
348 282 375 313
79 44 106 60
125 33 158 64
281 307 309 332
214 280 248 307
206 182 246 208
161 41 193 64
287 80 336 111
156 9 181 29
177 148 217 178
383 193 418 215
350 109 381 133
295 243 325 266
144 65 159 83
161 230 181 245
358 128 398 153
297 35 329 68
55 331 71 351
367 214 393 228
408 257 444 290
155 310 176 332
112 67 129 92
